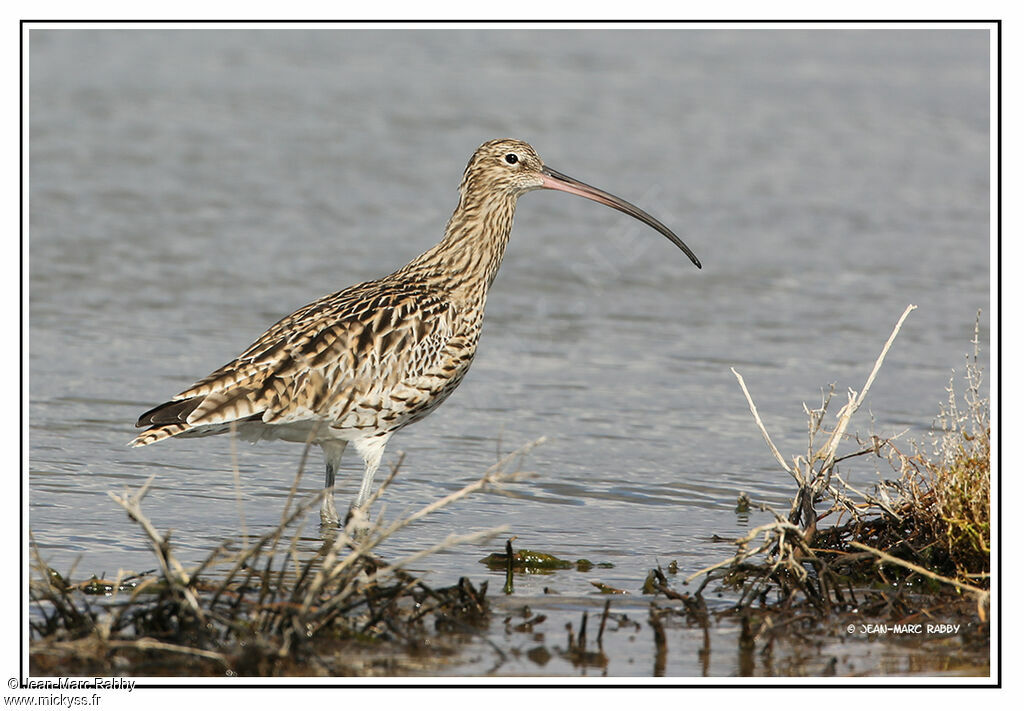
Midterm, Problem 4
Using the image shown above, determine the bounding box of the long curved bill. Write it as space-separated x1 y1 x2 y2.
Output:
540 166 701 269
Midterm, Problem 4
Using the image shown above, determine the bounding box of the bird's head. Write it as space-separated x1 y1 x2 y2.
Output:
460 138 547 195
460 138 701 268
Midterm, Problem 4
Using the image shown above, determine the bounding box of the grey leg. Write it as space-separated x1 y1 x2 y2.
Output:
320 440 347 526
352 433 392 509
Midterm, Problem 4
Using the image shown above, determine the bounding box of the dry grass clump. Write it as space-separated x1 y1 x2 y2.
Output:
894 317 990 580
686 306 990 620
30 439 544 676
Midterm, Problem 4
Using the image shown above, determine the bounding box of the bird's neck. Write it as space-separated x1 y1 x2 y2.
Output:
406 187 518 303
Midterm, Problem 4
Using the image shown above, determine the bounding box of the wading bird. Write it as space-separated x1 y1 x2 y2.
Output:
131 139 701 525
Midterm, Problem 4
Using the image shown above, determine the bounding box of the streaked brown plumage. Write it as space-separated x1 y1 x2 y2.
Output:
131 139 701 525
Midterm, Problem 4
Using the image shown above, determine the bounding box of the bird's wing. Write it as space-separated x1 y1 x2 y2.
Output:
135 281 457 437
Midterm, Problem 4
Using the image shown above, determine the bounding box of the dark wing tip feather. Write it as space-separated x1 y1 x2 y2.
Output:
135 397 204 428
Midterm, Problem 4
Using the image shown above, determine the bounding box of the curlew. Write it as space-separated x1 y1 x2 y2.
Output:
131 139 701 525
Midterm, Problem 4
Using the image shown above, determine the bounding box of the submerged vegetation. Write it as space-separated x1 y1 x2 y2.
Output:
29 306 991 677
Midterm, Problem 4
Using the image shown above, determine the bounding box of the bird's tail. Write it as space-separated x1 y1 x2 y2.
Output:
129 423 192 447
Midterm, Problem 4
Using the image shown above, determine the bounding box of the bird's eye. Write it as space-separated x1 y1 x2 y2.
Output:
504 153 519 165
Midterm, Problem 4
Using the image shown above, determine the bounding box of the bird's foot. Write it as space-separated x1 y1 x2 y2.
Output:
319 498 341 528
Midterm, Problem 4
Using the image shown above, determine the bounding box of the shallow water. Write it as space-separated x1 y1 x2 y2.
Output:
445 595 988 677
27 28 991 676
